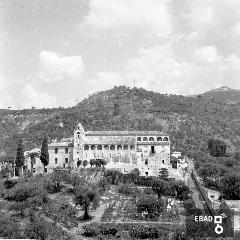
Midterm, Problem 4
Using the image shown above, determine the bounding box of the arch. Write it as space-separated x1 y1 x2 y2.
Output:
117 145 122 150
76 132 80 135
97 145 102 150
143 137 148 141
110 145 115 150
163 137 169 141
137 137 141 141
91 145 96 150
149 137 154 141
130 145 135 150
123 145 128 150
84 145 89 150
157 137 162 141
104 145 109 150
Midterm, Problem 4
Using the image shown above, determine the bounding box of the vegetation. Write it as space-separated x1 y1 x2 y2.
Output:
15 138 24 176
40 136 49 173
74 184 100 220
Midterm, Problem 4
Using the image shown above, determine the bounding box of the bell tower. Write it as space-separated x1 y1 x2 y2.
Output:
73 123 85 168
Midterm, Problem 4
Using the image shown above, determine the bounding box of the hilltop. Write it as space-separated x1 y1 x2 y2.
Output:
1 86 240 161
200 86 240 104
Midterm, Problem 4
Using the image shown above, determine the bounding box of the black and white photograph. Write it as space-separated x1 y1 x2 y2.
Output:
0 0 240 239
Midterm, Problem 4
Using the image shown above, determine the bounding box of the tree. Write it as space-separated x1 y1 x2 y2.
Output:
90 159 96 168
208 139 226 157
152 179 168 198
83 160 88 168
40 136 49 173
100 159 107 168
16 138 24 177
137 194 164 220
77 160 82 167
74 185 100 220
29 152 38 173
159 168 169 180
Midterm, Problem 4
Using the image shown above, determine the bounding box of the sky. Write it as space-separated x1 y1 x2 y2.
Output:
2 0 240 109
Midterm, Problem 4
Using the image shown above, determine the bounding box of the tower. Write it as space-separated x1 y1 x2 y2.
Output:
73 123 85 168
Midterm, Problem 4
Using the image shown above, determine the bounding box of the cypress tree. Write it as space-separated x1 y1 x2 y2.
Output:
40 136 49 173
16 138 24 176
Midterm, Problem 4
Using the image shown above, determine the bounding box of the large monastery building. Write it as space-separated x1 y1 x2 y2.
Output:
25 123 171 177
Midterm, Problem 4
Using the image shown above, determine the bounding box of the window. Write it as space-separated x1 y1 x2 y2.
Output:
123 145 128 150
117 145 122 150
110 145 115 150
55 158 58 164
157 137 162 141
163 137 168 141
104 145 109 150
65 158 68 163
65 148 68 154
162 160 165 164
130 145 135 150
143 137 148 141
84 145 89 150
137 137 141 141
145 172 148 177
78 135 80 139
145 159 148 165
91 145 96 150
55 148 58 154
97 145 102 150
151 146 155 154
149 137 154 141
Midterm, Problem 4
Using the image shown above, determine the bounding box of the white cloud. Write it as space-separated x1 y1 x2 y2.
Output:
81 0 172 36
21 84 57 109
39 51 84 83
124 44 240 95
193 46 220 63
0 72 14 109
86 72 124 95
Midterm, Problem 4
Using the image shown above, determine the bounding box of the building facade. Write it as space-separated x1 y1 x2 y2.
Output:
25 123 171 177
73 123 170 176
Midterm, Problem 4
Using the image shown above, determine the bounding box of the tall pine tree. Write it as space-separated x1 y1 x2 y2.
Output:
40 136 49 173
16 138 24 177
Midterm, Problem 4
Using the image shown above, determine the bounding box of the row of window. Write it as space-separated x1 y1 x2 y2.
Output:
54 148 69 154
54 157 68 164
84 145 135 151
137 136 169 142
144 159 165 165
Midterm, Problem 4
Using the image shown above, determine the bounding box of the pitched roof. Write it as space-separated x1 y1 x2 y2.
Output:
84 135 136 145
225 200 240 210
85 131 167 136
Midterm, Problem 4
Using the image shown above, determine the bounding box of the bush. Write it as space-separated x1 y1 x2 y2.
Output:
82 223 100 237
130 225 167 239
0 214 21 239
4 179 17 189
24 216 74 240
5 181 48 204
137 195 164 220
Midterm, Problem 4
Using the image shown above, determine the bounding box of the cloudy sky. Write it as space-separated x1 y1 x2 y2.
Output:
1 0 240 109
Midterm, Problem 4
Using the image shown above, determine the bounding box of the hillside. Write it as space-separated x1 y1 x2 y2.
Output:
1 86 240 161
200 86 240 104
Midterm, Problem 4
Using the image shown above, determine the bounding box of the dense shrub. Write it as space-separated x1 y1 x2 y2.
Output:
136 195 164 220
82 223 100 237
24 216 73 240
4 179 17 189
5 181 48 204
0 214 21 239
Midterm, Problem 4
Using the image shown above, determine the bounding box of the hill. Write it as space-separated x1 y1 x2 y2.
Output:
1 86 240 161
200 86 240 104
